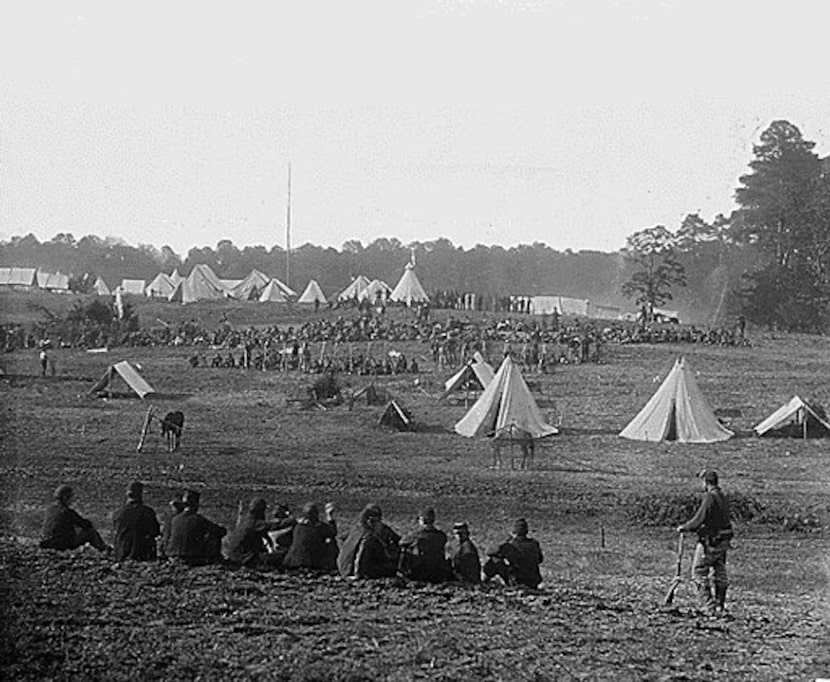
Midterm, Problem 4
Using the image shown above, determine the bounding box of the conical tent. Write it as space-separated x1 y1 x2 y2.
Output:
455 355 558 440
390 264 429 305
620 357 733 443
298 279 327 304
259 280 289 303
231 269 270 300
145 272 175 298
88 361 156 399
338 275 371 301
754 396 830 437
93 276 111 296
441 352 495 400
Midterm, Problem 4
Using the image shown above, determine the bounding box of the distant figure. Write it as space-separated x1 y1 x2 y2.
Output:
677 469 733 616
338 504 398 579
449 522 481 584
39 484 111 554
399 508 450 583
483 518 544 588
39 348 48 377
112 481 160 562
282 502 338 573
226 498 294 570
161 411 185 452
165 490 227 566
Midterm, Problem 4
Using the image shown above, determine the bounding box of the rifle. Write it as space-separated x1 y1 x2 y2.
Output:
662 533 684 606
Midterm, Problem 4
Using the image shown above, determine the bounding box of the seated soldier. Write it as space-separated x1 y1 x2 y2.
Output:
112 481 160 562
399 507 450 583
39 484 112 554
267 503 297 564
338 504 398 579
159 497 185 560
165 490 227 566
449 522 481 584
226 498 294 570
363 503 401 566
483 518 544 588
282 502 338 573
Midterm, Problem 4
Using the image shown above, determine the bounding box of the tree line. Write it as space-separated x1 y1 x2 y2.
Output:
1 121 827 331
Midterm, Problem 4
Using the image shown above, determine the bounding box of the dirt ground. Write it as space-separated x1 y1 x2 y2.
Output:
1 306 829 680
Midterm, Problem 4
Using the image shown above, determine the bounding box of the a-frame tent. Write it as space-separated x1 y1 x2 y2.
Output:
455 355 558 440
338 275 371 302
754 396 830 438
231 269 270 300
298 279 327 304
389 264 429 306
259 280 289 303
168 264 227 303
93 276 111 296
378 400 414 431
145 272 175 298
619 357 733 443
88 361 156 399
440 351 495 400
358 279 392 303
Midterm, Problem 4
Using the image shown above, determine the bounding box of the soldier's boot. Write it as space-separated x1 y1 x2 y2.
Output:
714 584 728 616
695 580 716 615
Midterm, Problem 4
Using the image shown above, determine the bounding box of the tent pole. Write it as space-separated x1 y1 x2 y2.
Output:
803 410 807 441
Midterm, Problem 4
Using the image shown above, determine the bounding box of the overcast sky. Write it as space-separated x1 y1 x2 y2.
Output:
1 1 828 256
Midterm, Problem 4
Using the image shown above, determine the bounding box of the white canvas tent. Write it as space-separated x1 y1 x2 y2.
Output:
358 279 392 303
440 352 495 400
169 269 183 285
298 279 327 305
455 355 558 440
37 271 70 292
145 273 175 298
88 361 156 399
619 357 733 443
754 396 830 438
230 269 270 300
93 276 111 296
259 280 289 303
119 279 146 295
168 264 227 303
390 264 429 305
338 275 371 302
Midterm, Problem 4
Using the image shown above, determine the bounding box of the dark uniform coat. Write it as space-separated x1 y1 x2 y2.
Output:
113 500 160 561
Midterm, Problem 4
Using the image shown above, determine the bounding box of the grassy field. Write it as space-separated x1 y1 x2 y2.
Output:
1 297 829 680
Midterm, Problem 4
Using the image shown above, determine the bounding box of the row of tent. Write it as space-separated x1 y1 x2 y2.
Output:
97 262 430 306
0 267 70 292
445 354 830 442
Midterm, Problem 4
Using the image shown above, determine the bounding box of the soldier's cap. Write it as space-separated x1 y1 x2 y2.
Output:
54 484 74 503
697 469 719 486
301 502 320 522
362 503 383 519
127 481 144 500
452 522 469 533
419 507 436 524
512 518 529 536
249 497 267 515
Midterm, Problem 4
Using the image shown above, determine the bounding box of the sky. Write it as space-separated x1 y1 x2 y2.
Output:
1 1 829 256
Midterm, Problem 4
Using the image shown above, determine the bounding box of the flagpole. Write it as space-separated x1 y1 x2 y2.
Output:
286 163 292 289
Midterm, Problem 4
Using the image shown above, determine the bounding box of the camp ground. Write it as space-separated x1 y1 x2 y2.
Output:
88 361 156 399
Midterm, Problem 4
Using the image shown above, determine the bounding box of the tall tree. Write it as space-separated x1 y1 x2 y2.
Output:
735 120 830 331
621 226 686 322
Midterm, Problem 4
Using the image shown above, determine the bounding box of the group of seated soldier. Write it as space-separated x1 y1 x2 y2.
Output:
38 482 545 588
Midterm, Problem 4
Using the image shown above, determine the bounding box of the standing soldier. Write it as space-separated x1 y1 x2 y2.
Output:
677 470 734 616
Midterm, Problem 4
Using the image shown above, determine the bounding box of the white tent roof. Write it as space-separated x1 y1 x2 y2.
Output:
358 279 392 302
230 269 270 300
37 271 70 291
455 355 557 440
169 269 183 285
298 279 327 304
441 352 495 399
0 267 37 287
259 279 289 302
119 279 146 295
168 265 227 304
145 273 175 298
390 264 429 305
619 357 733 443
754 396 830 437
338 275 371 301
88 360 156 399
93 276 111 296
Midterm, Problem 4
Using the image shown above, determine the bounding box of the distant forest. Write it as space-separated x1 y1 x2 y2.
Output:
3 120 828 330
0 231 757 325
